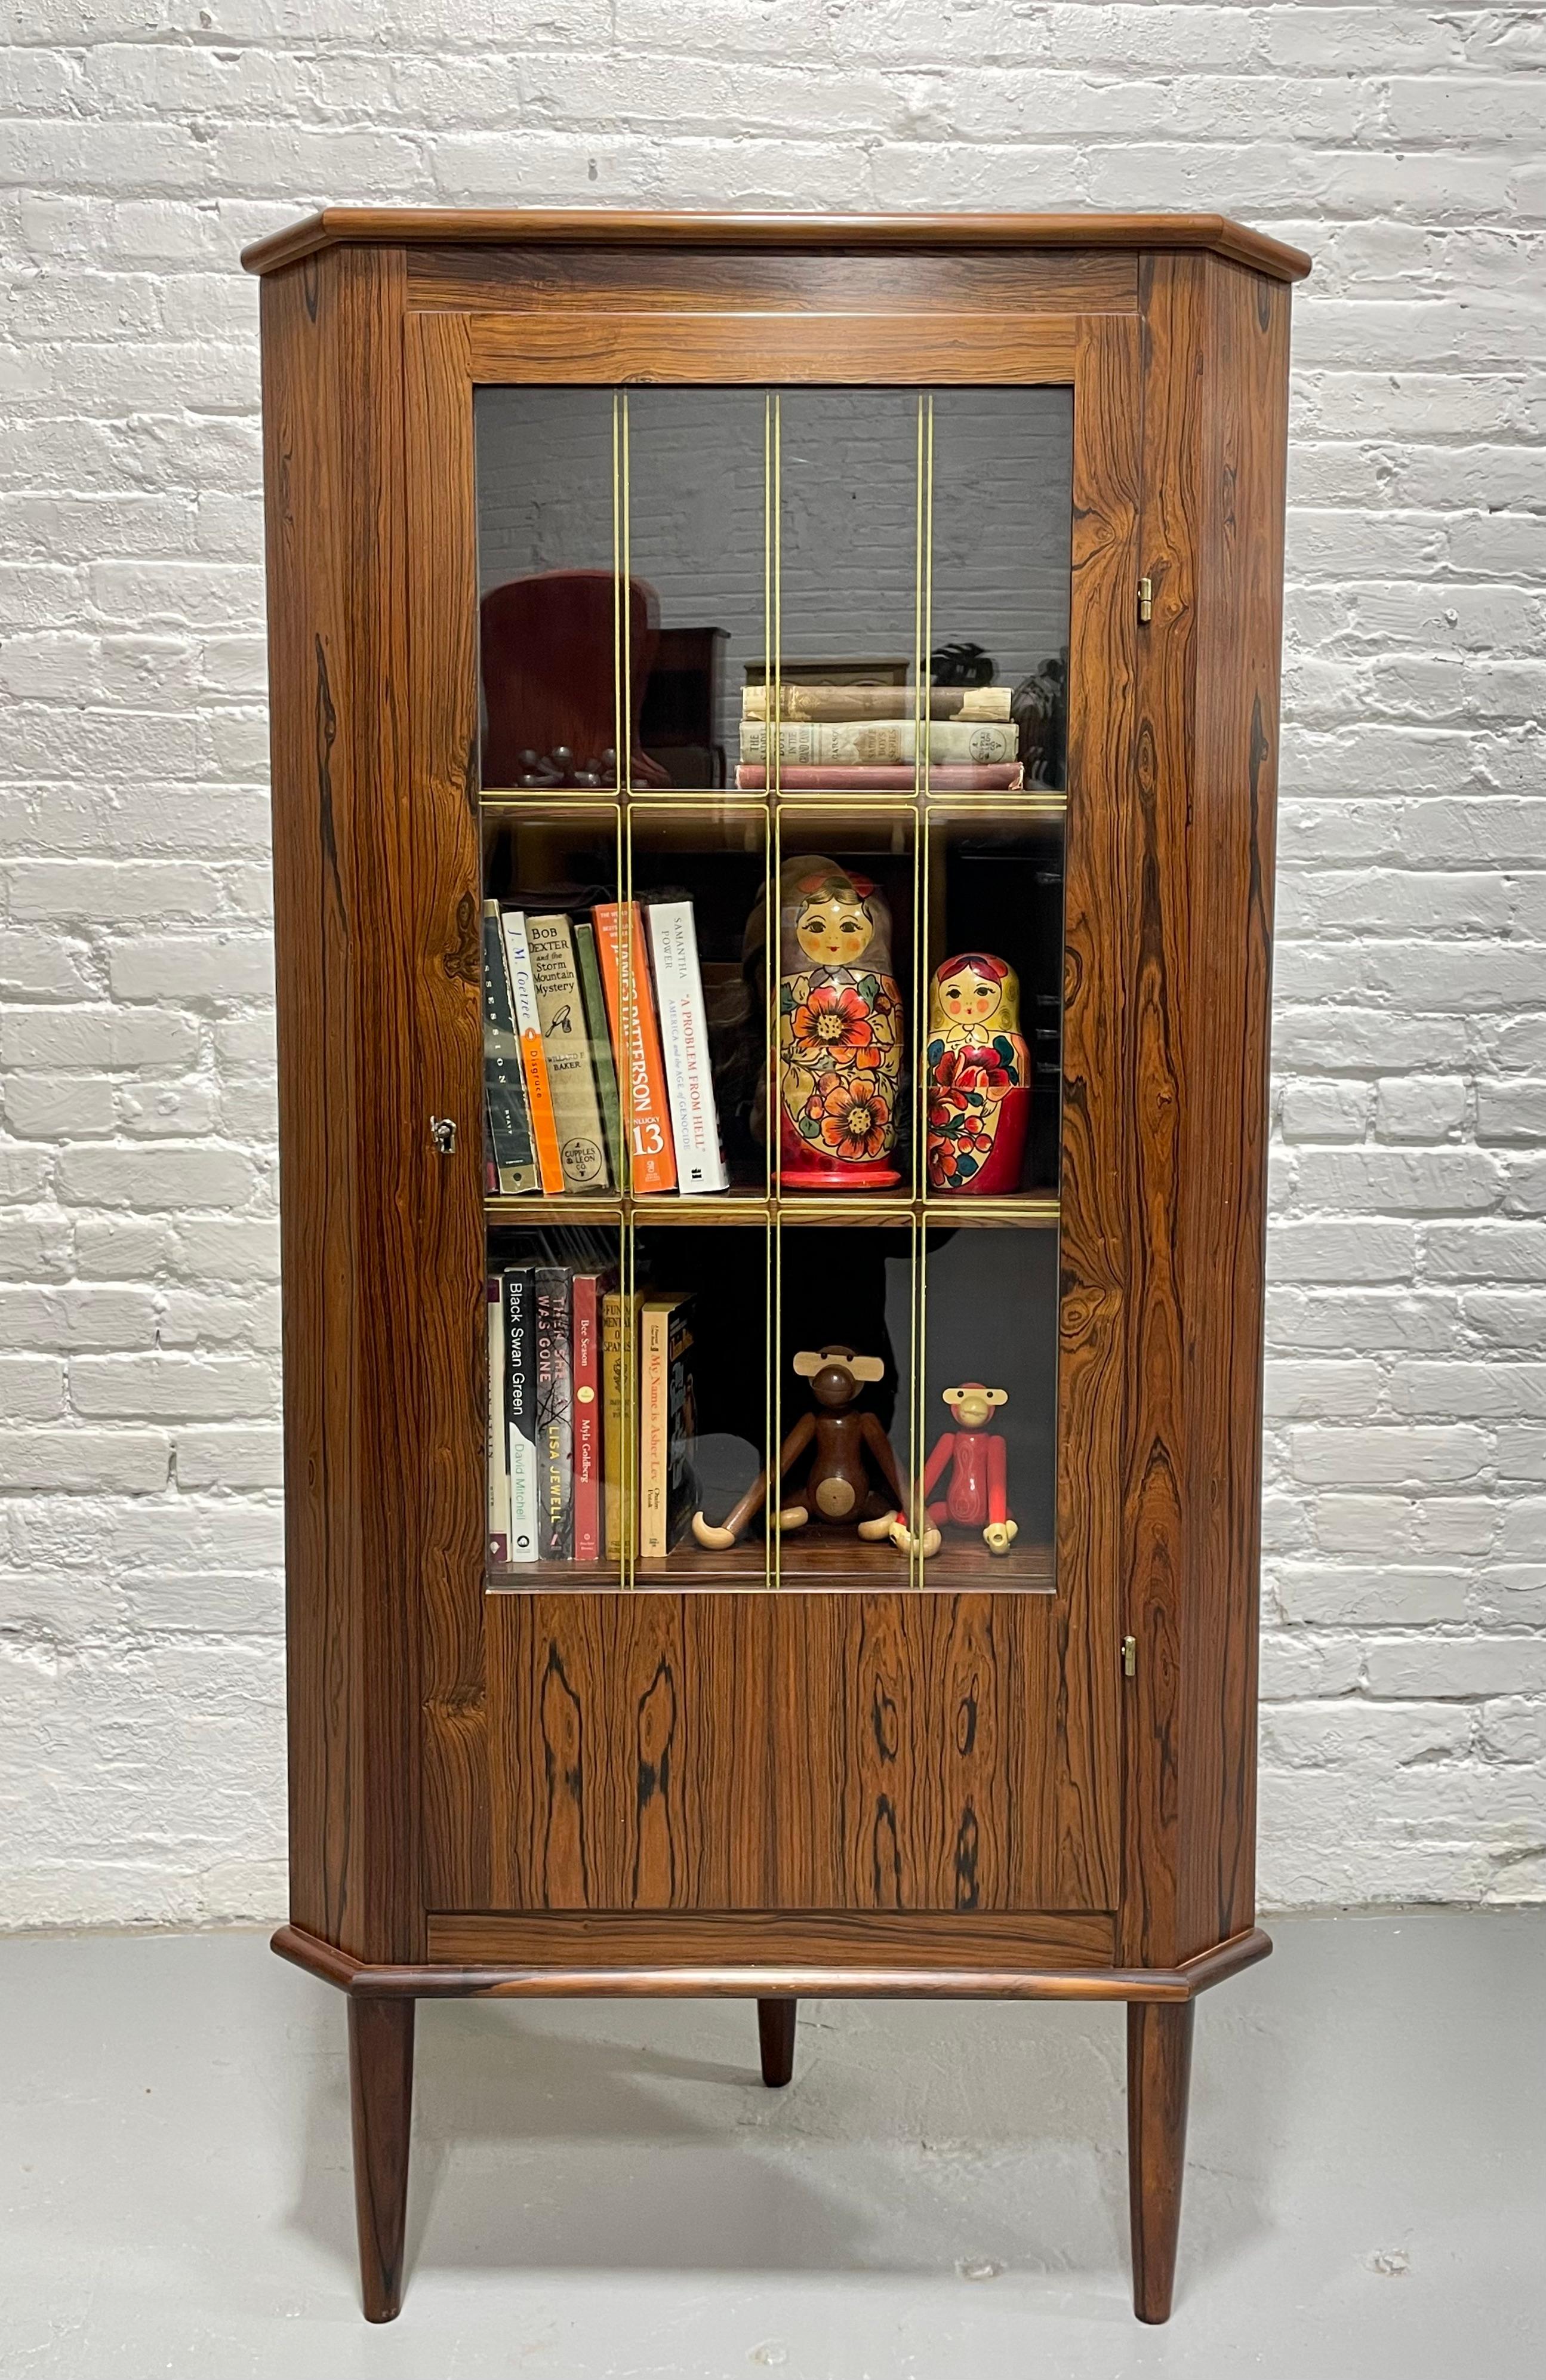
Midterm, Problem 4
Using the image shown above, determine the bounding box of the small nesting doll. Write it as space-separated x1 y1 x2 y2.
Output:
925 952 1032 1195
777 858 904 1190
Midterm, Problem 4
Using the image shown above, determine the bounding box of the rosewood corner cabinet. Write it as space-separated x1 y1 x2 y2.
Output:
244 207 1306 2324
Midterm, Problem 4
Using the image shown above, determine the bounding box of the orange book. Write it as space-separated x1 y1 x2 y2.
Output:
592 903 677 1194
500 910 565 1195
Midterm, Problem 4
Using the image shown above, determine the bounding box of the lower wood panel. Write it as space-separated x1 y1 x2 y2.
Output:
427 1910 1115 1970
485 1591 1116 1916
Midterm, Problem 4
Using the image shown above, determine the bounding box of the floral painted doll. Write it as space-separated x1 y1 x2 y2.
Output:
925 952 1031 1196
776 858 904 1189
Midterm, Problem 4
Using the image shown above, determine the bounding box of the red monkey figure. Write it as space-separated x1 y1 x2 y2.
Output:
892 1381 1017 1558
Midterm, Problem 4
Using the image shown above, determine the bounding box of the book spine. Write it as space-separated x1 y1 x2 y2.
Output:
639 1301 669 1560
571 1271 601 1562
739 719 1018 765
735 763 1024 791
645 901 729 1195
743 683 1012 723
503 1267 538 1563
593 902 677 1194
481 903 538 1195
665 1304 697 1555
486 1274 510 1563
500 911 566 1196
525 912 610 1192
535 1266 573 1561
600 1289 628 1561
574 921 624 1190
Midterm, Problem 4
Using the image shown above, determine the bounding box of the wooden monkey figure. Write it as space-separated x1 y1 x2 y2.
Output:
892 1381 1017 1559
692 1345 909 1550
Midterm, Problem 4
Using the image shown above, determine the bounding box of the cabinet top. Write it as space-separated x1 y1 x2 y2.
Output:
239 207 1311 282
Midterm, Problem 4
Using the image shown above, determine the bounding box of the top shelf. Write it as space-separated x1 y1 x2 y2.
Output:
241 207 1312 283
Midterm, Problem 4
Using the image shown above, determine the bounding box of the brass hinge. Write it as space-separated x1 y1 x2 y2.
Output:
1137 577 1154 625
1122 1634 1138 1679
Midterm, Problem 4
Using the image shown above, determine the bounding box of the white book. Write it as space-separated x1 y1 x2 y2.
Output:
486 1276 511 1562
645 900 729 1195
504 1267 539 1564
500 909 543 1045
738 718 1019 766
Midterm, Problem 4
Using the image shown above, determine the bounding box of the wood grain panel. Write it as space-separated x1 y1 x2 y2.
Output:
466 312 1079 387
404 310 491 1913
406 245 1138 316
427 1910 1115 1968
242 208 1312 282
1176 258 1287 1956
261 248 421 1962
1120 255 1286 1966
1042 311 1142 1911
486 1593 1113 1913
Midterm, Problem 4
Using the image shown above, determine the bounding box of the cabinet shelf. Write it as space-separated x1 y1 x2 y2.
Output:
487 1534 1055 1594
485 1190 1060 1230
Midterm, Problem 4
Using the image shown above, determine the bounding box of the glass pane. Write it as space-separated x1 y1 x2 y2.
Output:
767 1224 915 1588
916 1226 1058 1590
928 388 1072 790
485 1221 627 1582
624 388 767 792
627 800 769 1200
925 808 1064 1200
635 1223 772 1587
770 806 916 1199
475 387 621 793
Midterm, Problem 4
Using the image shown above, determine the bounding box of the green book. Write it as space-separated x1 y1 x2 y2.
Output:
574 920 624 1189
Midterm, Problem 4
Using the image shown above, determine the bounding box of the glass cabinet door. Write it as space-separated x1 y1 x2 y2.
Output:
473 383 1071 1596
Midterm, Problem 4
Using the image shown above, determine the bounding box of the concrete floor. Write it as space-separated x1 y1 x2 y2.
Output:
2 1911 1542 2378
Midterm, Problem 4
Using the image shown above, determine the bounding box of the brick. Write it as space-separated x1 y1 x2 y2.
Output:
1273 1566 1470 1627
1290 1427 1491 1490
56 1144 260 1212
0 1429 170 1493
1267 1221 1416 1285
1478 1082 1546 1145
0 1354 67 1420
108 935 274 1006
1 1006 200 1072
1375 1078 1468 1144
69 1354 274 1423
1 1074 115 1139
1365 1639 1546 1698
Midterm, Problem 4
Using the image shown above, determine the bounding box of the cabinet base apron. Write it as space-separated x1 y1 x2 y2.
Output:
280 1922 1267 2324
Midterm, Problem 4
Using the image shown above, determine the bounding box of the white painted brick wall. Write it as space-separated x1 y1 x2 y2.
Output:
2 2 1543 1925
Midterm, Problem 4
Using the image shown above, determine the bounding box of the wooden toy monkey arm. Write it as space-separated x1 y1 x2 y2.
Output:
694 1413 814 1548
988 1431 1008 1526
859 1412 910 1516
922 1433 954 1499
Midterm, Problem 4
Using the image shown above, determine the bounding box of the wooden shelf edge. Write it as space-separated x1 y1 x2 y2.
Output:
241 209 1310 282
270 1922 1271 2002
486 1193 1061 1229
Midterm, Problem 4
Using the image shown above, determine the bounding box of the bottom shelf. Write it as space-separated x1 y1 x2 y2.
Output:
486 1534 1054 1593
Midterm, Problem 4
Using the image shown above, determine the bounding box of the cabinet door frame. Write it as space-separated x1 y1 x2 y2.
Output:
402 299 1140 1936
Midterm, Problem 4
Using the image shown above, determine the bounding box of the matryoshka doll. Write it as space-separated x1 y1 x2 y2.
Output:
777 858 904 1190
925 952 1032 1196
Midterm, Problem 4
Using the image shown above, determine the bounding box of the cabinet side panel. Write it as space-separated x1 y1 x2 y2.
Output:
1122 255 1286 1966
1122 253 1201 1967
1177 260 1286 1955
403 311 489 1911
262 249 421 1960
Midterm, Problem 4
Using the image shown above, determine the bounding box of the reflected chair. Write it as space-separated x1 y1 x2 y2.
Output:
480 567 672 787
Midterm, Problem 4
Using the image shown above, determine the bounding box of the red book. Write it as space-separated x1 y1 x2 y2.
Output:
572 1269 603 1562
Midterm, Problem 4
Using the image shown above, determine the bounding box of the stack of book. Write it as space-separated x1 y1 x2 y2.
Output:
482 896 728 1199
488 1264 697 1566
735 678 1024 791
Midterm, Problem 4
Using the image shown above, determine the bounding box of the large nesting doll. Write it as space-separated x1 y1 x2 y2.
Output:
775 858 904 1190
925 952 1032 1195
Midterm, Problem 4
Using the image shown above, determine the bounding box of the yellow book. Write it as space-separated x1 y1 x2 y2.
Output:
600 1289 644 1561
639 1294 694 1560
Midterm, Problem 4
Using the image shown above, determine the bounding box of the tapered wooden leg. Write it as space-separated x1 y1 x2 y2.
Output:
757 1996 797 2087
347 1997 415 2322
1126 1999 1194 2323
